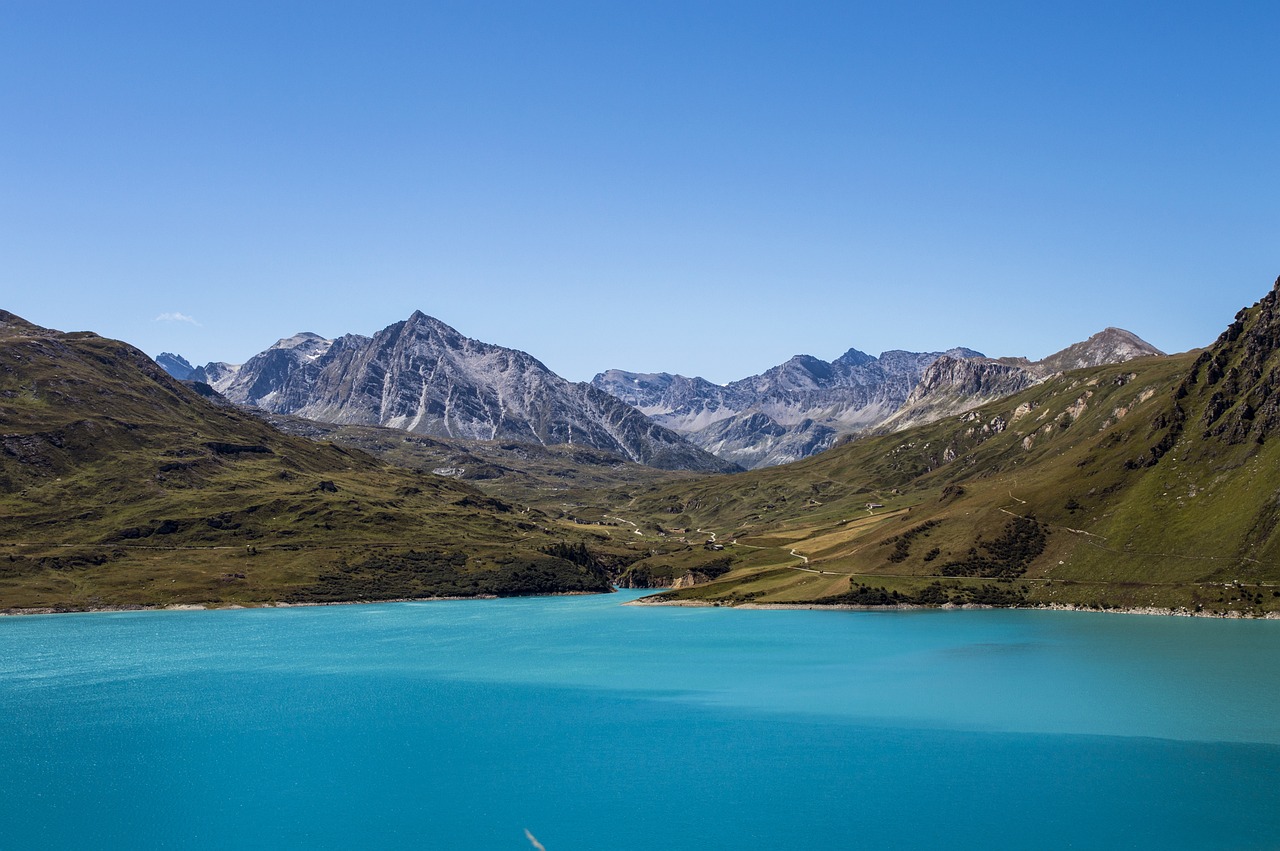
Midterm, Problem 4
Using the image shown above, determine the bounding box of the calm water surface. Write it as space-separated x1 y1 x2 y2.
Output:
2 590 1278 849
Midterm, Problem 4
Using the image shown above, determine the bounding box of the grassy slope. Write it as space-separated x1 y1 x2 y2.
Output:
256 413 701 515
603 279 1280 613
0 316 644 610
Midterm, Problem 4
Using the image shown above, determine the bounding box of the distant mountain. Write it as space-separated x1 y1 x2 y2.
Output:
155 352 195 380
1034 327 1163 375
691 414 838 469
595 331 1162 469
883 329 1164 432
879 356 1040 433
188 312 737 474
595 346 986 468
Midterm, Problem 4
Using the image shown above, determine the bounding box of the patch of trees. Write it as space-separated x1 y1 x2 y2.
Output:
881 520 940 563
824 580 1028 607
540 541 597 568
452 494 513 513
939 516 1046 578
285 548 612 603
112 519 189 539
203 442 272 456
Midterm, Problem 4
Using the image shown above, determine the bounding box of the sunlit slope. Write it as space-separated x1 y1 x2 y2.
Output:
626 277 1280 613
0 313 624 609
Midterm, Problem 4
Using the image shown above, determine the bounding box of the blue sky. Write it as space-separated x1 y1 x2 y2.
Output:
2 1 1277 383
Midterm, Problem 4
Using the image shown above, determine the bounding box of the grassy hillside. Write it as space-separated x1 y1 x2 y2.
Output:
602 279 1280 615
256 412 701 514
0 312 652 610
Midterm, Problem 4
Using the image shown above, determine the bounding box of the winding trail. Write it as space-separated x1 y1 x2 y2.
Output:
604 515 644 536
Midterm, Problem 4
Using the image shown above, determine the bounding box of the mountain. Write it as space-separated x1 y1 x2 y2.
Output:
0 311 650 611
595 332 1162 469
605 278 1279 615
593 346 987 469
883 329 1165 432
188 312 737 474
877 356 1041 433
1034 327 1163 374
690 414 838 469
155 352 196 380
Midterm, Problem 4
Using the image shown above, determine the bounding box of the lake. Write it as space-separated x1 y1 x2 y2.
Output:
2 589 1278 849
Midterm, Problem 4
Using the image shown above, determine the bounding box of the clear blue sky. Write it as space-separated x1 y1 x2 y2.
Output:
2 1 1277 383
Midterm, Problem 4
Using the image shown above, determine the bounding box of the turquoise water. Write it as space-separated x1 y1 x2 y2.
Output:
2 591 1279 849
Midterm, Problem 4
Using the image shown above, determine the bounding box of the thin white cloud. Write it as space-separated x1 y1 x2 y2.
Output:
154 312 202 326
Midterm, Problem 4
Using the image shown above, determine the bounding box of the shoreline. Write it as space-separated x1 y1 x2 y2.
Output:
4 590 1276 619
624 596 1280 619
0 591 610 617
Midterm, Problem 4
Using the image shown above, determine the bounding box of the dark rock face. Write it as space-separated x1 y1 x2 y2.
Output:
1185 276 1280 447
197 312 737 473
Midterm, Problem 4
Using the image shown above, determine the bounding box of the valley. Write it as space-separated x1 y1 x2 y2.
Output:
4 278 1280 615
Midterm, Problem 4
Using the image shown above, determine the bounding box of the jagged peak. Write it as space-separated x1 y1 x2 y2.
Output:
157 352 193 368
777 354 834 375
403 310 456 330
155 352 196 380
833 348 875 368
399 310 468 344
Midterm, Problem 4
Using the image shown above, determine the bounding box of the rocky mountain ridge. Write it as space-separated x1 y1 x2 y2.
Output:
594 331 1162 468
883 328 1165 432
180 312 736 473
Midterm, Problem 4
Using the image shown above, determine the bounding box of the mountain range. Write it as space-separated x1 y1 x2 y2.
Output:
172 312 737 474
593 327 1163 468
161 316 1161 474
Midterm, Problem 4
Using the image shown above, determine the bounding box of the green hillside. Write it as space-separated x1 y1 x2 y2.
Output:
610 279 1280 615
256 412 701 514
0 312 648 611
